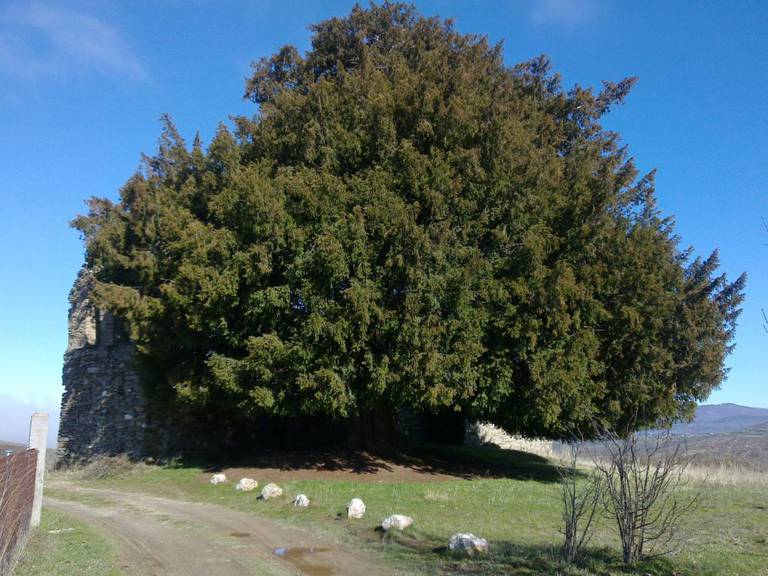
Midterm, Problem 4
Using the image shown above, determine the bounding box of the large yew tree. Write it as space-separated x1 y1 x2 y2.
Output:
74 3 745 443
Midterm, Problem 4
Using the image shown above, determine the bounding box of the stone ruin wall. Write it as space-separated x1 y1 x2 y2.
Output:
57 269 148 465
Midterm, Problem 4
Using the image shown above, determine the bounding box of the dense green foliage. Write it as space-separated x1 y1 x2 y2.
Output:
74 3 744 437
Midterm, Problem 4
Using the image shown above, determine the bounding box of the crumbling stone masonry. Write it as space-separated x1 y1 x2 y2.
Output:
57 269 148 464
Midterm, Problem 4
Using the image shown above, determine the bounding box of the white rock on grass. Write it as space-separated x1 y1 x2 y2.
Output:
261 483 283 500
381 514 413 531
235 478 259 492
293 494 310 507
346 498 366 519
209 473 227 485
448 533 489 556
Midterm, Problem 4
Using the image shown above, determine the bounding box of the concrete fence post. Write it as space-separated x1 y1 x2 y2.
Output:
27 413 48 528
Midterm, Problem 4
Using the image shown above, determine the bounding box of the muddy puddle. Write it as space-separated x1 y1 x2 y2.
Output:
274 546 335 576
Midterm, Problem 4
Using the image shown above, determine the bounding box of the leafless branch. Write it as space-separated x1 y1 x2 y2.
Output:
558 438 602 563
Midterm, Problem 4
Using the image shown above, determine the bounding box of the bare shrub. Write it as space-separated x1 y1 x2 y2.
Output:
591 425 700 565
558 443 601 562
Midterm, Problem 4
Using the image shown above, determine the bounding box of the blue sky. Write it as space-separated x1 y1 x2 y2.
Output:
0 0 766 443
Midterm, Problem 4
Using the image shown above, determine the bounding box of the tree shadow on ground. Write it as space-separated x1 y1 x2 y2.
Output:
404 444 562 482
182 443 562 483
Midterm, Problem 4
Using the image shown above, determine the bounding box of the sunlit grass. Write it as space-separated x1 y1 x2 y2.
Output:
52 446 768 575
14 508 121 576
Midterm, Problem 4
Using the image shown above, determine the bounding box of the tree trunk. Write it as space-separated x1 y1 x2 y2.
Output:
346 402 398 453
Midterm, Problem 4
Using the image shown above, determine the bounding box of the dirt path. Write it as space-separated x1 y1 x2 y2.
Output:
45 482 391 576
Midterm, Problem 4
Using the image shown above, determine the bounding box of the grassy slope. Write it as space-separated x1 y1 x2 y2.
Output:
56 446 768 576
14 508 122 576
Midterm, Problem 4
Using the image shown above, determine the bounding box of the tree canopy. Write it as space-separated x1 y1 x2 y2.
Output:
74 2 745 440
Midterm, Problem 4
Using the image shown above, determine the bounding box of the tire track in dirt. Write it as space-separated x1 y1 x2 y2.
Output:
46 482 392 576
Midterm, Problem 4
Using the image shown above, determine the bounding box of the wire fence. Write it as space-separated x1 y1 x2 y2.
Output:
0 449 37 576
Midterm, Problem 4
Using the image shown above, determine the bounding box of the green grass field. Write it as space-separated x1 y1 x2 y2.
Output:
14 508 121 576
51 446 768 575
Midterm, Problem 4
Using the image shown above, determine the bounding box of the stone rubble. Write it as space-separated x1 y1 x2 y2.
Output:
293 494 310 507
346 498 366 519
235 478 259 491
261 483 283 500
448 533 489 556
381 514 413 531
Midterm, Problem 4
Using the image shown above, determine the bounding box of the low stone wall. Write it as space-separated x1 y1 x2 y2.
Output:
465 422 555 458
0 449 37 575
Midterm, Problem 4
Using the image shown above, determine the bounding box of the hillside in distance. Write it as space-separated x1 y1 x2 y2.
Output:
657 404 768 470
0 439 24 455
682 421 768 471
671 403 768 435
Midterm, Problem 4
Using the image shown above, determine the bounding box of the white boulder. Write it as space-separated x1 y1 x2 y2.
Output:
448 533 488 556
347 498 366 519
381 514 413 531
293 494 310 507
261 483 283 500
235 478 258 491
209 473 227 485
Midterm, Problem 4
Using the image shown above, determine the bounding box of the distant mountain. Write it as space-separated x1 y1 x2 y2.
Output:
671 403 768 435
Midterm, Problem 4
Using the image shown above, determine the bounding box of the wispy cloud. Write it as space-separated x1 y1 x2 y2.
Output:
0 2 146 81
529 0 602 26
